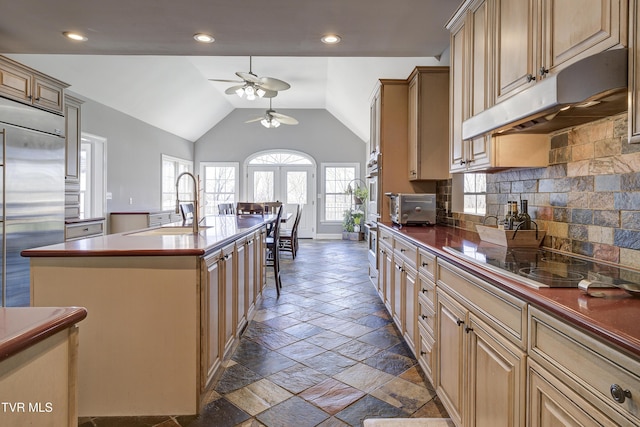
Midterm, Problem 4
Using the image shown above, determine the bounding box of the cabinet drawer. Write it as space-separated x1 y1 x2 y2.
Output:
378 228 394 247
148 212 173 226
418 273 436 307
393 237 417 268
529 306 640 424
418 248 436 280
417 323 435 383
65 221 105 240
418 296 435 336
437 259 527 349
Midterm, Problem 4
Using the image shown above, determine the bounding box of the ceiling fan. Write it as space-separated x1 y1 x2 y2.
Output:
246 99 299 128
208 56 291 100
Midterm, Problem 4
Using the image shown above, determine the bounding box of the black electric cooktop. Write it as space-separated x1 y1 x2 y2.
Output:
444 244 640 293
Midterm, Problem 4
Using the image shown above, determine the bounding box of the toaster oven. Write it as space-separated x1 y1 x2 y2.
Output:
387 193 436 225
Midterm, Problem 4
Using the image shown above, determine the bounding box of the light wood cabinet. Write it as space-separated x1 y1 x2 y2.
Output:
495 0 627 103
236 238 247 335
0 55 67 114
528 306 640 426
436 259 527 427
109 211 182 233
449 15 467 173
407 67 450 181
630 0 640 143
372 80 415 221
221 243 235 357
64 95 82 182
246 232 257 320
202 250 222 391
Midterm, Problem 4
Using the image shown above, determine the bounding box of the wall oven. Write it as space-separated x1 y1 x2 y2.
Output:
366 174 379 224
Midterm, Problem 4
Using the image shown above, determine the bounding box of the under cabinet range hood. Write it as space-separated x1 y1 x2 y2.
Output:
462 49 628 140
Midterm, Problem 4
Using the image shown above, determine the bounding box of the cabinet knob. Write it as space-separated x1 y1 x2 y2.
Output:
610 384 632 403
456 319 464 326
421 262 429 267
421 289 428 294
526 73 536 83
539 66 549 77
420 350 427 356
400 248 406 253
421 314 428 320
465 326 474 333
460 160 467 165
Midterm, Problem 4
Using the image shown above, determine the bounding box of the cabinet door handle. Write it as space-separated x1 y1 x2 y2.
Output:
526 73 536 82
421 314 428 320
421 261 429 267
421 289 429 294
460 160 467 165
465 326 474 333
610 384 632 403
420 350 427 356
83 228 89 232
456 319 464 326
539 66 549 77
400 248 406 253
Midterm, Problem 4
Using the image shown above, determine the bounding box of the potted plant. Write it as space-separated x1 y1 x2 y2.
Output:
342 207 365 240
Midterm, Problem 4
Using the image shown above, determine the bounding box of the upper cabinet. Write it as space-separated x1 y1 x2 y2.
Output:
448 0 628 172
631 0 640 143
0 55 67 114
495 0 628 103
407 67 450 181
64 95 83 182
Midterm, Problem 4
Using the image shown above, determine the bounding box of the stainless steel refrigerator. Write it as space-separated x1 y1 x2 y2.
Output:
0 96 65 306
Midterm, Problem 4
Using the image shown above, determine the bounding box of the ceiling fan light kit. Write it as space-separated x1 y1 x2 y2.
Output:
247 98 298 129
261 117 281 128
209 56 290 101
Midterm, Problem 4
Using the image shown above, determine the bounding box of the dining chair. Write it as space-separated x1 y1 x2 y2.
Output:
265 204 283 296
180 203 194 222
279 204 301 259
263 201 282 215
236 202 264 214
218 203 236 215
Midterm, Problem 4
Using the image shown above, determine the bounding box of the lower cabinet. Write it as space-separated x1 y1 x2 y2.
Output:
436 259 527 427
201 230 265 393
202 250 222 391
528 306 640 426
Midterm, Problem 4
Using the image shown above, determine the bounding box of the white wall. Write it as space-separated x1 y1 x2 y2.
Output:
78 94 194 213
195 108 366 235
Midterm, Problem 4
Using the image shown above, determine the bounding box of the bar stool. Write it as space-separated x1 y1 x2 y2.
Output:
265 205 283 296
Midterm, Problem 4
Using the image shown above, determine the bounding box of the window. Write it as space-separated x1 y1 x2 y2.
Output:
249 152 313 165
322 163 359 221
79 133 106 218
463 173 486 215
161 155 193 211
200 162 239 215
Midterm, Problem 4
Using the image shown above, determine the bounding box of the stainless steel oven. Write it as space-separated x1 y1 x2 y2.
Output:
366 175 379 224
364 222 378 285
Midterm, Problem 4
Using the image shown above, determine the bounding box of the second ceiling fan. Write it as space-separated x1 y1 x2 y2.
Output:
246 99 298 128
209 56 291 100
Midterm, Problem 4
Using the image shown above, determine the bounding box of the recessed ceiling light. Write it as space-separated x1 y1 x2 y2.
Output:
321 34 341 44
63 32 88 42
194 33 215 43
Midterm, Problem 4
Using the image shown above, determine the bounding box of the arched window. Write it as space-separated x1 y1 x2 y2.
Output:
248 151 313 165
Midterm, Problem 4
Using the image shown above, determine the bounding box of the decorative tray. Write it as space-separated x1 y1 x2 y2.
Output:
476 224 545 247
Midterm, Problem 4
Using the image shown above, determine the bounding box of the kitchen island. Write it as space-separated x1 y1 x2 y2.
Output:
22 214 273 417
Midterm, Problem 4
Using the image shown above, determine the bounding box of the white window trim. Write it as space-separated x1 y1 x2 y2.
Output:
161 154 193 211
320 162 360 224
200 161 240 213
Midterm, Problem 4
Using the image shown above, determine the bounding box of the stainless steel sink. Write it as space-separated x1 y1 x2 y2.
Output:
127 226 212 236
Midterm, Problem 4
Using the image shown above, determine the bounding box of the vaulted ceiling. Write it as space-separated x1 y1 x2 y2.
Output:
1 0 461 142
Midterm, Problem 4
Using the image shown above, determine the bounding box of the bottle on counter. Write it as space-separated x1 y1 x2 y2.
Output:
504 201 513 229
518 199 531 230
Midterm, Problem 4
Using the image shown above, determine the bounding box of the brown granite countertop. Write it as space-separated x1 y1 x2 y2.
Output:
0 307 87 362
22 214 275 258
378 222 640 359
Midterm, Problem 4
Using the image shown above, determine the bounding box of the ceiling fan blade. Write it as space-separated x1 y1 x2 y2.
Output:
245 116 264 123
258 77 291 91
225 85 246 95
261 89 278 98
271 112 298 125
208 78 244 83
236 71 261 83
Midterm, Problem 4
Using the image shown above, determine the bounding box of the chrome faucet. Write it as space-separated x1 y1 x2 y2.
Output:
175 172 200 233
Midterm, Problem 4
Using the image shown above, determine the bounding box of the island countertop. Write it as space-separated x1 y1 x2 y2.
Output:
0 306 87 362
22 214 275 258
377 222 640 359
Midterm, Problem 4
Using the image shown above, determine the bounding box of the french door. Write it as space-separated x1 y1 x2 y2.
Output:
247 165 315 238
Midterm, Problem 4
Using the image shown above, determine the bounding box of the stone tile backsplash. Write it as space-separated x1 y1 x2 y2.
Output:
440 113 640 270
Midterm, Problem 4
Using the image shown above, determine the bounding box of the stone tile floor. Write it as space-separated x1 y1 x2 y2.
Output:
80 240 448 427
